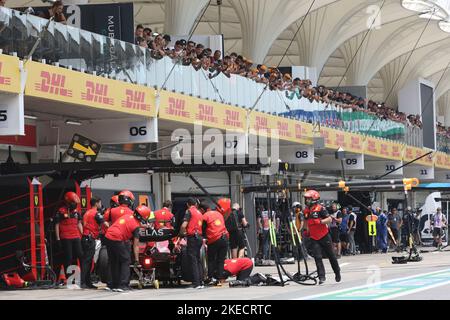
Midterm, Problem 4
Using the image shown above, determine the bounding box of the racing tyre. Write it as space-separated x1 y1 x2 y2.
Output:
97 246 111 284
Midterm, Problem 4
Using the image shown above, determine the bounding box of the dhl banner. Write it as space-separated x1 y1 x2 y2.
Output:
403 146 434 167
248 111 312 145
25 61 156 118
364 136 404 161
0 54 20 94
159 90 246 132
434 152 450 170
320 127 364 154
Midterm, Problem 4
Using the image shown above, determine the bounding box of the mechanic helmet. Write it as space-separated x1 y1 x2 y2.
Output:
64 191 80 210
110 195 119 208
134 205 152 224
304 190 320 206
292 201 301 209
118 190 135 208
216 198 232 217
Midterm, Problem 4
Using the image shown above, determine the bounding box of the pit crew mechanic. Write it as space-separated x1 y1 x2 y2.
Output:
303 190 341 284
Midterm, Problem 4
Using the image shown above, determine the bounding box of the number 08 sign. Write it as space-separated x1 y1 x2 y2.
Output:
281 145 315 164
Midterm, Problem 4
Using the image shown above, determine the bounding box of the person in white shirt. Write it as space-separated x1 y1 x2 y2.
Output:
432 207 447 249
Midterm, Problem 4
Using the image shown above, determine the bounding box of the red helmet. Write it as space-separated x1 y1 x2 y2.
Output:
118 190 135 207
64 192 80 210
110 195 119 208
216 198 231 217
304 190 320 200
134 205 151 224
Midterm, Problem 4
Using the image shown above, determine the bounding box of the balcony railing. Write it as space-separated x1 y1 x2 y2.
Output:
0 6 427 149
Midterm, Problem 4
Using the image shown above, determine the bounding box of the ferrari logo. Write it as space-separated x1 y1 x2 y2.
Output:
81 198 86 207
285 163 289 171
34 195 39 206
120 209 124 214
214 219 221 226
198 220 202 226
119 219 125 224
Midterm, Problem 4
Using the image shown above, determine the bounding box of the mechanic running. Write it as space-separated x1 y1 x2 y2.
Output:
54 191 83 281
303 190 341 285
104 205 151 292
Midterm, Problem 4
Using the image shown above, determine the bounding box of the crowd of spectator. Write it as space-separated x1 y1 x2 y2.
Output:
135 25 423 130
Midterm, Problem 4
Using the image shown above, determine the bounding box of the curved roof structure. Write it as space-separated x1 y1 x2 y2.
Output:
9 0 450 113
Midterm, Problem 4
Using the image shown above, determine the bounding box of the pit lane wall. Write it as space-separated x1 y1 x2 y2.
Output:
0 54 449 175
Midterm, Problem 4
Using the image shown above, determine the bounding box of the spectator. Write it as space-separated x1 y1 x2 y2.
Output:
387 208 402 251
347 207 357 255
39 0 67 24
135 24 144 44
163 34 171 50
143 27 153 46
0 0 5 7
136 37 148 49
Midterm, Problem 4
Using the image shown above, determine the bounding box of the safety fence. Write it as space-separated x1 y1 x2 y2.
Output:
0 7 424 148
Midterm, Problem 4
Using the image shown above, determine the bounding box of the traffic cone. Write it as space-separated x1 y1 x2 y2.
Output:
58 265 67 285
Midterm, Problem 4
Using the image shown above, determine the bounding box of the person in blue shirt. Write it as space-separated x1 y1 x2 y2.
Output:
377 209 388 253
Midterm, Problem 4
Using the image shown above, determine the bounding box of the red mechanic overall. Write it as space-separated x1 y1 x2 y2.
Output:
224 258 253 281
303 190 341 284
180 199 204 288
54 192 83 277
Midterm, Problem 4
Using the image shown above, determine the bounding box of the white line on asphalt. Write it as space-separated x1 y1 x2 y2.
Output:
295 268 450 300
375 279 450 300
339 263 350 268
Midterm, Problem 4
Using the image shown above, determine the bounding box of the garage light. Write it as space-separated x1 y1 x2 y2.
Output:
65 120 82 126
24 114 38 120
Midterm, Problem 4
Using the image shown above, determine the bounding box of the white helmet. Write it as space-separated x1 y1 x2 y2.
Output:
292 201 301 208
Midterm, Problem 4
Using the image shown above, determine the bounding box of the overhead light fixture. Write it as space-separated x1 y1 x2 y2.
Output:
24 114 38 120
65 120 82 126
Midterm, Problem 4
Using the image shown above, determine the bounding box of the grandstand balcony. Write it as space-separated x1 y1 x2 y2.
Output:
0 6 438 152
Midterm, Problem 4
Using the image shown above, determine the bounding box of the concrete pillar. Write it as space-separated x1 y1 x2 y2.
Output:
229 0 319 63
164 0 209 35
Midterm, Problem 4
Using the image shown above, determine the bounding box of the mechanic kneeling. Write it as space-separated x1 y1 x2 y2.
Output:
224 257 253 281
203 198 230 286
153 200 175 230
80 196 106 289
104 205 151 292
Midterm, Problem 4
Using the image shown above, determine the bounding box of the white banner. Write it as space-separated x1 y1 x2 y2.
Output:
0 93 24 135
